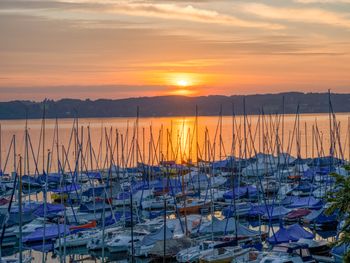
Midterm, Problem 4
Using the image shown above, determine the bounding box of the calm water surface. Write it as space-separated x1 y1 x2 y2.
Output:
0 113 349 174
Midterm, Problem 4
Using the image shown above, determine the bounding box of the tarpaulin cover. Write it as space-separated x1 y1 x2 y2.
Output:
268 224 314 244
284 196 323 209
287 223 314 239
267 226 298 244
34 203 65 217
85 172 102 180
248 204 273 217
10 202 41 213
22 224 71 243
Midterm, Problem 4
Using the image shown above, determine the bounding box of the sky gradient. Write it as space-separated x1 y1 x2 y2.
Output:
0 0 349 101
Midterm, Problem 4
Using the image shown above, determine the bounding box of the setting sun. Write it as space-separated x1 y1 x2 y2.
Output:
177 79 189 87
169 73 198 87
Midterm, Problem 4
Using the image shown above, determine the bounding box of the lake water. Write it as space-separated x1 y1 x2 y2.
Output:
0 113 349 175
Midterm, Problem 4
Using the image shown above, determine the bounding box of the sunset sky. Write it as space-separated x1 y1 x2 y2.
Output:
0 0 349 101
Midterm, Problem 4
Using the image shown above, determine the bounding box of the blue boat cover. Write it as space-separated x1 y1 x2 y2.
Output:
248 204 273 217
268 226 298 244
22 224 71 243
153 178 182 194
268 224 314 244
303 169 315 180
212 159 235 169
86 171 102 180
287 223 314 239
331 243 350 260
10 202 41 213
312 210 338 224
223 186 257 199
34 203 65 217
283 196 323 209
309 156 343 167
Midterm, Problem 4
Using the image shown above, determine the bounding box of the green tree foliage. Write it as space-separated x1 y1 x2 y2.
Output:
327 167 350 260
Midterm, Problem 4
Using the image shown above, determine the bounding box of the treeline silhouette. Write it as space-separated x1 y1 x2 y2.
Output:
0 92 349 119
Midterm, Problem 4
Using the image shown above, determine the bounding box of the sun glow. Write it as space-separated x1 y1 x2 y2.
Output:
142 71 214 96
169 73 197 87
177 79 189 87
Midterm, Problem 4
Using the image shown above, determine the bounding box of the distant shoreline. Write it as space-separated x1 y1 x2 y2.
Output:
1 92 350 120
1 112 350 122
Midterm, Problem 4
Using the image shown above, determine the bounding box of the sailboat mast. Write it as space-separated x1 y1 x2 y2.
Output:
41 105 48 263
101 190 106 263
312 125 315 159
282 96 285 153
136 106 139 166
305 122 308 158
196 105 199 163
130 182 134 263
130 120 135 263
25 113 31 204
43 101 46 174
219 104 222 160
142 127 145 163
348 117 350 162
18 151 23 263
163 169 167 263
0 124 2 175
243 97 247 159
231 103 235 156
328 90 333 158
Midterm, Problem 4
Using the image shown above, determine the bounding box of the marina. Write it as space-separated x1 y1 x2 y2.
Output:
0 103 350 263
